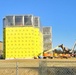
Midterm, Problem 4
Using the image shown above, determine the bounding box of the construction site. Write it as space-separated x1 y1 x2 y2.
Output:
0 15 76 75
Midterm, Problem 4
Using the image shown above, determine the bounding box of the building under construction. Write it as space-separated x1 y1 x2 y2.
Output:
43 27 52 51
3 15 52 59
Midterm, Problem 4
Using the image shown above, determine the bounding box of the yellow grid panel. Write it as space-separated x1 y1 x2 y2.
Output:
4 27 43 59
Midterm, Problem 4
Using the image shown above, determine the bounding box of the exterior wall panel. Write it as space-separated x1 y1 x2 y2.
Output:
3 27 43 59
43 27 52 51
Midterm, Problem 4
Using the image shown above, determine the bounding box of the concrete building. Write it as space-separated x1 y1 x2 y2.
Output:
43 27 52 51
3 15 43 59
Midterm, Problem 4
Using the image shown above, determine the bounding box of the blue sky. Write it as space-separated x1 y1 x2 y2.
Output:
0 0 76 48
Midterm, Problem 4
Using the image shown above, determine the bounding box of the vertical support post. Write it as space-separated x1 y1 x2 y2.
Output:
16 62 18 75
13 16 15 26
32 15 34 27
39 60 47 75
23 16 24 26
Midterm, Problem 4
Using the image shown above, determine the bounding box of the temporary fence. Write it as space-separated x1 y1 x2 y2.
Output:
0 60 76 75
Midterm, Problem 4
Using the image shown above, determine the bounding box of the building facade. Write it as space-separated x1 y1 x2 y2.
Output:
3 15 43 59
43 27 52 51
